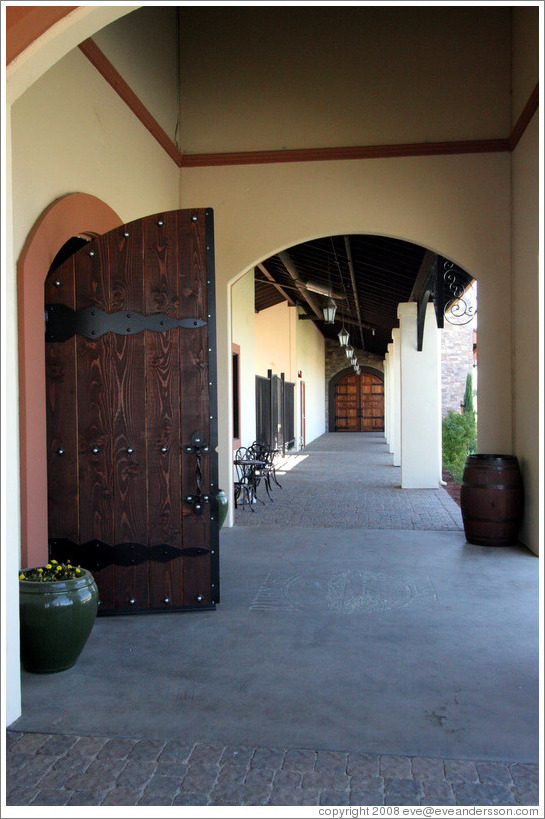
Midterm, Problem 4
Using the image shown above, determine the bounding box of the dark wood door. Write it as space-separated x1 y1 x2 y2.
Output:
45 209 219 614
334 372 384 432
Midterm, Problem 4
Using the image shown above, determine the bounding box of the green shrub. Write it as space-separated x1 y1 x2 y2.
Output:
442 409 477 481
462 372 474 415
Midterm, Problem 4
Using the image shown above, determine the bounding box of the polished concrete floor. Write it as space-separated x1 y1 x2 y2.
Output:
7 433 540 806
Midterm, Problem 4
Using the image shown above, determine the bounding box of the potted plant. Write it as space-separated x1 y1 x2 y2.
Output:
19 560 99 673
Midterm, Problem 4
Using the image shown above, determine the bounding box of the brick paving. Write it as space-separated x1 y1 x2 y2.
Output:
235 433 463 531
5 732 539 807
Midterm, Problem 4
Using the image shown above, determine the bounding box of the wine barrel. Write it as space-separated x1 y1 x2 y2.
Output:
460 454 524 546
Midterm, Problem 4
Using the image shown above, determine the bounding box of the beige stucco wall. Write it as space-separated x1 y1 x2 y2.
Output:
94 6 179 144
231 268 256 450
296 310 326 446
11 47 179 259
511 6 539 125
255 302 297 379
510 7 540 555
511 116 539 554
180 150 513 503
179 5 511 152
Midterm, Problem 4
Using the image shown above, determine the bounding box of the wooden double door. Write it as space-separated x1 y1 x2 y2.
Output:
45 209 219 614
334 371 384 432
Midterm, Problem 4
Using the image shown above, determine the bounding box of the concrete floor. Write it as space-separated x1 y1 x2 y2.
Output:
11 435 539 765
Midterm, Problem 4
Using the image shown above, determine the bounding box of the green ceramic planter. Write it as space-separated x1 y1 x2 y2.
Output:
216 489 229 530
19 569 99 673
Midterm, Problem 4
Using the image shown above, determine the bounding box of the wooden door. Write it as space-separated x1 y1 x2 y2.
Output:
334 373 360 431
334 372 384 432
361 373 385 431
45 209 219 614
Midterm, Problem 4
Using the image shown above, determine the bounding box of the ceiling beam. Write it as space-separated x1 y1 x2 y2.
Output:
256 262 297 308
278 251 323 320
343 237 365 350
409 250 438 302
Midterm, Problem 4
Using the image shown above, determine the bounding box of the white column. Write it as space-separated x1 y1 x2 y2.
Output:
383 352 390 444
398 302 441 488
391 331 401 466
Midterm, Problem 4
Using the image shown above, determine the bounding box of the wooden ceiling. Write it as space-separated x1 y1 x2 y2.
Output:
255 235 473 356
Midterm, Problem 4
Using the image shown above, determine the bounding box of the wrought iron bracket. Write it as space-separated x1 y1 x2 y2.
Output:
184 431 211 516
49 538 210 571
45 303 206 342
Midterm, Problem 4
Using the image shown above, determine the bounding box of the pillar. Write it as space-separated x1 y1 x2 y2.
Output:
383 351 390 444
390 331 401 466
398 302 441 488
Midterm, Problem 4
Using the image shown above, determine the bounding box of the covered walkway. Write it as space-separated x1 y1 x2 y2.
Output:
6 434 539 807
235 432 462 530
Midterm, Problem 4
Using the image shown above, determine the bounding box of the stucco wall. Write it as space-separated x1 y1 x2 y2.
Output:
255 302 297 380
510 6 539 555
180 151 513 504
93 6 179 144
511 117 539 554
11 47 179 259
231 269 256 450
296 311 326 446
178 6 511 152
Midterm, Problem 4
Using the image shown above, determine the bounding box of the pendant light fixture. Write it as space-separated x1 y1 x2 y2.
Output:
322 297 337 324
345 344 354 359
337 325 350 347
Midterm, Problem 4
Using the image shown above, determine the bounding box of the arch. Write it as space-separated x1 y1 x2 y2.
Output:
18 193 122 568
328 366 384 432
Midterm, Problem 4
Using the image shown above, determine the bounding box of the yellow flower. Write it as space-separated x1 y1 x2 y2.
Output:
37 568 43 573
56 565 61 571
76 568 81 574
51 559 57 565
19 573 25 580
46 564 52 570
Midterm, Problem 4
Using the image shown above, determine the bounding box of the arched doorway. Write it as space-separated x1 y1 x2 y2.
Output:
334 370 384 432
328 366 384 432
17 193 123 568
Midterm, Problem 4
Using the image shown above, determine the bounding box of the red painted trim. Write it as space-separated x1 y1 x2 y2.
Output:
17 194 122 568
79 38 184 167
181 139 510 168
6 6 78 65
509 83 539 151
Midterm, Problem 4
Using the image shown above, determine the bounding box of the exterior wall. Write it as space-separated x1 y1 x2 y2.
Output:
325 340 384 431
441 319 476 416
11 48 179 258
231 269 256 450
181 152 513 505
254 302 297 379
179 6 511 152
296 313 326 446
93 6 179 143
510 10 539 555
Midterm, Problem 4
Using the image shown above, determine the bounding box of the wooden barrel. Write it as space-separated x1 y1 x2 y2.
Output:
460 454 524 546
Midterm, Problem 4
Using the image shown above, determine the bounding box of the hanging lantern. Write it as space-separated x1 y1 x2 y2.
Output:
337 326 349 347
345 344 354 359
322 298 337 324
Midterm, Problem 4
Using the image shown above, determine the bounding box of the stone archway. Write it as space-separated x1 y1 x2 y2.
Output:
17 193 122 567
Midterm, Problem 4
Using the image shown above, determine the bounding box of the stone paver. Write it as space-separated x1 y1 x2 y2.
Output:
6 731 539 807
6 435 537 808
235 434 463 531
